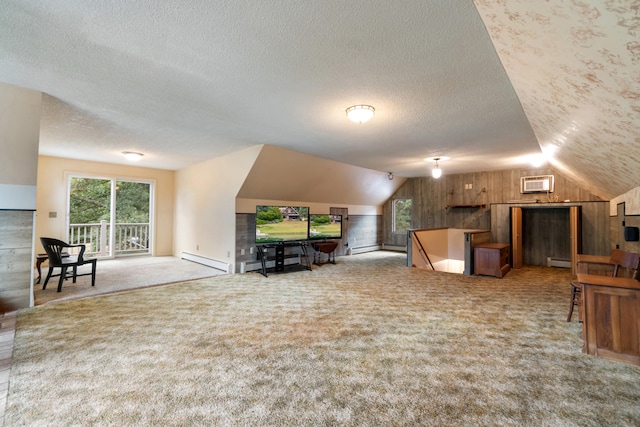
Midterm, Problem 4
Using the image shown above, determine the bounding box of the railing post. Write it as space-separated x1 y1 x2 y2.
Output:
100 220 108 256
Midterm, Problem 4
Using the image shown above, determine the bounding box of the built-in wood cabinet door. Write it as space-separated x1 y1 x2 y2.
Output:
511 207 523 269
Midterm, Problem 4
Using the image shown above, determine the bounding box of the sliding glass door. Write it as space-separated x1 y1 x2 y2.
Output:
67 175 153 258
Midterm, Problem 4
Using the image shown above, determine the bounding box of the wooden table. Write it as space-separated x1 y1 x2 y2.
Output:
311 241 338 265
576 274 640 365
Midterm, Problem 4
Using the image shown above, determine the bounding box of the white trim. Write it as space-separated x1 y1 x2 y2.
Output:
181 252 231 273
0 184 36 210
351 244 385 254
380 244 406 252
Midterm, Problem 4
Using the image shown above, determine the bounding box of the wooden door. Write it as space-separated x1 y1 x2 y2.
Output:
511 207 523 269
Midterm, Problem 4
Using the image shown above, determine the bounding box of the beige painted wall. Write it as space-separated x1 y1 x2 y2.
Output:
237 145 405 207
174 146 262 271
0 83 41 209
35 156 175 255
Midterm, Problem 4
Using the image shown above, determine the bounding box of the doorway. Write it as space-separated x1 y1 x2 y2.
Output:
67 176 154 258
510 206 581 274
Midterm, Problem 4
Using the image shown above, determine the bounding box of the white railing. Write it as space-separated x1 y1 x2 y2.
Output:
68 221 150 257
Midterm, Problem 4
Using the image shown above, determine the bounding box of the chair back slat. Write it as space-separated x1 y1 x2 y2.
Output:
610 249 640 279
40 237 86 265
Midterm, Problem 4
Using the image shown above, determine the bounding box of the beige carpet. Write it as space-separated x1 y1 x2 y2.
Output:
34 256 226 305
8 251 640 426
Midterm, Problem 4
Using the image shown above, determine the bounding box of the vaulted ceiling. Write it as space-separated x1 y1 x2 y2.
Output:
0 1 637 200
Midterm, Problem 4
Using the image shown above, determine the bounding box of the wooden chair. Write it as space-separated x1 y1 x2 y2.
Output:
40 237 97 292
568 250 640 322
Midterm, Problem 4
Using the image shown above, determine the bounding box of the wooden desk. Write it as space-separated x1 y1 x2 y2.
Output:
577 274 640 365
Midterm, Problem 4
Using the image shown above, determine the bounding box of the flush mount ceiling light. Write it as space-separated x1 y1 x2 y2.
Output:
346 105 375 123
122 151 144 161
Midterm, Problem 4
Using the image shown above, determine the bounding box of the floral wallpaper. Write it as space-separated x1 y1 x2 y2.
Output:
473 0 640 201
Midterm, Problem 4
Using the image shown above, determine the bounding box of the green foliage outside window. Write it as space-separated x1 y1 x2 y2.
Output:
393 199 412 233
256 206 284 225
69 178 150 224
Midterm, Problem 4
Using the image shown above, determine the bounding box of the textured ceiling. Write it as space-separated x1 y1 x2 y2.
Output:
474 0 640 200
0 1 637 200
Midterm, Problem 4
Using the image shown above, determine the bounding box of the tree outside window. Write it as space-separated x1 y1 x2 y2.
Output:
393 199 412 233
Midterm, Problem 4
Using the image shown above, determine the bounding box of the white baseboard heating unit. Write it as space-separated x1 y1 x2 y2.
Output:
546 257 571 268
181 252 231 273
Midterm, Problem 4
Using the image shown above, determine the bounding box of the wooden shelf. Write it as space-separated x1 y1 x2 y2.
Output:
446 204 486 209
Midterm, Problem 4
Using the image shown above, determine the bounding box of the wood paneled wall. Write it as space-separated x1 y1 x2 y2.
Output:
0 210 34 311
347 215 382 252
612 203 640 254
384 167 608 262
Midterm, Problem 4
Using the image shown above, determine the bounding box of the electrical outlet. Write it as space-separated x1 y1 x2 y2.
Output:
197 245 199 251
227 251 230 257
240 248 245 255
250 247 254 254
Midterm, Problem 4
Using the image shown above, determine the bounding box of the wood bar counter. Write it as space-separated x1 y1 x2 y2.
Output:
577 274 640 365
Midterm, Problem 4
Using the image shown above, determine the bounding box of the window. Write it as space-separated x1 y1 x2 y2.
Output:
67 175 154 258
393 199 412 233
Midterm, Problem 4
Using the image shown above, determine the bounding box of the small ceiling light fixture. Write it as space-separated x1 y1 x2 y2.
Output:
424 156 449 179
432 158 442 179
122 151 144 161
388 172 394 180
346 105 375 123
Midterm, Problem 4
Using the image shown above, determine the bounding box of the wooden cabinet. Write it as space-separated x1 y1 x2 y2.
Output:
474 243 510 278
578 274 640 365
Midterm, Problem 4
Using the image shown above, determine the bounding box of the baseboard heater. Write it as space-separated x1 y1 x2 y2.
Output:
546 257 571 268
380 244 406 253
181 252 231 273
351 244 383 255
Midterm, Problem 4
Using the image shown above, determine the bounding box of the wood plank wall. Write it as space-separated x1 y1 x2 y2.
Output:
0 210 34 311
491 202 610 261
613 203 640 254
347 215 382 252
384 167 609 263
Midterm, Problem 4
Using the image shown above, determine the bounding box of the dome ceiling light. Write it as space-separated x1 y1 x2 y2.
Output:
122 151 144 161
346 105 375 123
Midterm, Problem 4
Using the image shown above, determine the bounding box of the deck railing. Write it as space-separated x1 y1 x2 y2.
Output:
68 221 150 257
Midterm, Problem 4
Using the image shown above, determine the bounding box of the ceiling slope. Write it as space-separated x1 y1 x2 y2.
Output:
473 0 640 200
237 145 404 206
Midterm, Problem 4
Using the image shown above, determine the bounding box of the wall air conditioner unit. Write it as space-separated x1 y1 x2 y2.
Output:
520 175 554 193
